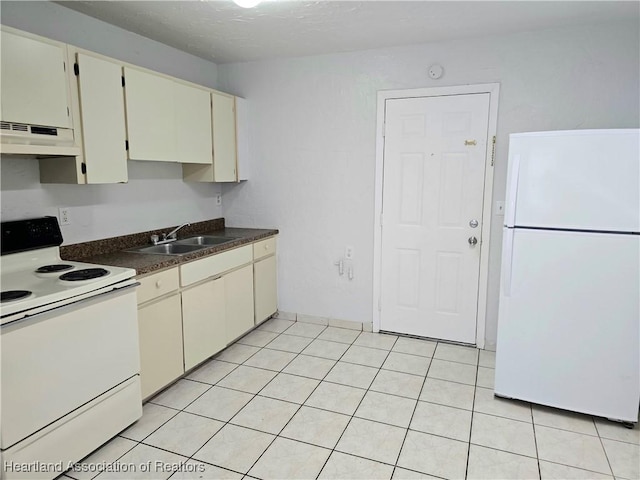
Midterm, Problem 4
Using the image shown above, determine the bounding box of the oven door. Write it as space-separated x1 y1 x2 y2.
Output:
1 284 140 450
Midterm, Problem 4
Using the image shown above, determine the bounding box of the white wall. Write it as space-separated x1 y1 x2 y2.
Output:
0 1 222 244
217 21 640 347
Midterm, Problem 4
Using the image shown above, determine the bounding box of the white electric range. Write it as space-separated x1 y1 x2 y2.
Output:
1 217 142 480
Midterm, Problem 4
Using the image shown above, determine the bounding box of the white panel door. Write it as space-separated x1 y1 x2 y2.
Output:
76 53 128 183
1 30 70 128
380 94 490 343
123 67 176 162
507 130 640 232
174 82 213 164
211 92 237 182
495 228 639 420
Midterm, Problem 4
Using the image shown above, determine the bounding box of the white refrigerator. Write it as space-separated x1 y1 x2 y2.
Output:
495 129 640 423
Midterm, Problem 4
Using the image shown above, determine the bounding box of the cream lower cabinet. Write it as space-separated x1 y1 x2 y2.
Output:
136 238 276 399
225 265 255 342
136 268 184 400
181 276 226 371
254 255 277 325
180 244 254 367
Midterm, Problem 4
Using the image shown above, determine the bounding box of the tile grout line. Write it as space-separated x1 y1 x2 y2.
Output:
463 349 480 480
314 332 400 479
595 419 617 478
186 319 315 477
242 323 365 478
529 394 542 480
92 323 499 480
157 317 296 479
218 321 366 477
389 341 438 479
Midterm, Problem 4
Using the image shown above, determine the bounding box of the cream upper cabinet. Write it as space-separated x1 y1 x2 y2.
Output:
235 96 250 181
75 53 128 183
182 276 227 371
212 92 238 181
123 67 176 162
174 82 213 165
182 91 239 183
1 29 71 128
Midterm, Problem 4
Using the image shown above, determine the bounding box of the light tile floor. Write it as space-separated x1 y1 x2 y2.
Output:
63 318 639 480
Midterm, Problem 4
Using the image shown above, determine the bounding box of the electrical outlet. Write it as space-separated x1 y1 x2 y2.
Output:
495 201 505 216
58 207 71 225
215 194 222 206
345 245 354 260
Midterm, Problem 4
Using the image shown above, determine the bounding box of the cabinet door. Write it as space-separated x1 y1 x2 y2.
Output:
138 294 184 399
225 265 255 343
254 255 277 324
212 92 237 181
235 96 250 181
175 82 213 164
124 67 176 162
1 30 70 128
76 53 128 183
182 277 227 370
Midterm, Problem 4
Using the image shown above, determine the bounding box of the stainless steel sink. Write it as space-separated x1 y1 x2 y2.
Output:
130 243 207 256
128 235 238 256
175 236 237 246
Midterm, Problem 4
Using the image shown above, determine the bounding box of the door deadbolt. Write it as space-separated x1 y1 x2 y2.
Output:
468 236 478 246
469 219 478 228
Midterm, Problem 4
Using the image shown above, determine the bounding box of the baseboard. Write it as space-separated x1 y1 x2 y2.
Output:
273 311 372 332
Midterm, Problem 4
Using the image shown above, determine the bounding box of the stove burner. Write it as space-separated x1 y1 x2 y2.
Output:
36 264 74 274
59 268 109 282
1 290 33 302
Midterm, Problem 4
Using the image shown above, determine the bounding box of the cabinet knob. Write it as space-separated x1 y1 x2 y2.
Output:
155 280 162 288
264 244 269 250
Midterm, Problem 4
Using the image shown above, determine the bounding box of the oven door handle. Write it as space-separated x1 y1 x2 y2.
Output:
1 281 140 329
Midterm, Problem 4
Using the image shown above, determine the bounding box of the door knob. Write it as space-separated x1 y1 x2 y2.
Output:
468 236 478 246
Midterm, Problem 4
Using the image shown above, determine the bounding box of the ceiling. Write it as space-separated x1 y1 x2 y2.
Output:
57 1 639 64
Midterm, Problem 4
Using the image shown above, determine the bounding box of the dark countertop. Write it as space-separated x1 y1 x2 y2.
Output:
61 219 278 276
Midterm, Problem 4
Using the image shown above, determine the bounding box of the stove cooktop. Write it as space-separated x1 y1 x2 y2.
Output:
1 290 33 303
35 264 74 274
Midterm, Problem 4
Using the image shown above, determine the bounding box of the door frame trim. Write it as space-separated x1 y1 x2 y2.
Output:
373 83 500 349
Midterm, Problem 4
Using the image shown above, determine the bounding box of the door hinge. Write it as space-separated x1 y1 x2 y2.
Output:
73 63 79 76
121 76 125 87
63 61 66 72
491 135 496 167
125 140 129 151
81 163 87 174
67 107 70 117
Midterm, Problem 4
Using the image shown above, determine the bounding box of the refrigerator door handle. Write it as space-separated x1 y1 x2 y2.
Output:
502 228 515 297
505 154 521 227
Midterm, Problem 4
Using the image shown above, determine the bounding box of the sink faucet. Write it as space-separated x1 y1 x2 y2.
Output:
150 223 191 245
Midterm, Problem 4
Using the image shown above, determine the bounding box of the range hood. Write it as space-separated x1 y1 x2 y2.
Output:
0 121 81 156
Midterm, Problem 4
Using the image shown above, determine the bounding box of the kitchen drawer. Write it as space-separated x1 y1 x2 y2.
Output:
137 268 180 304
253 237 276 260
181 245 252 287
